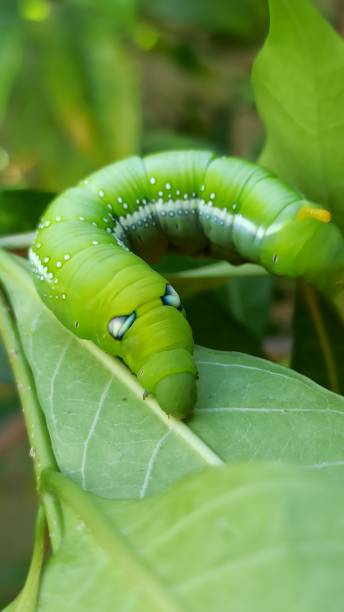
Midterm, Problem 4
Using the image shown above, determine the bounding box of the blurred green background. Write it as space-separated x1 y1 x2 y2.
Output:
0 0 342 606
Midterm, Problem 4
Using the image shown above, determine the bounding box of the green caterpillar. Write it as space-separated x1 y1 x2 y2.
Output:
29 150 344 418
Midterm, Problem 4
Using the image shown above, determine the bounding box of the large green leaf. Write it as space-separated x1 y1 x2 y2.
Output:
2 250 344 610
37 465 344 611
252 0 344 231
1 250 344 502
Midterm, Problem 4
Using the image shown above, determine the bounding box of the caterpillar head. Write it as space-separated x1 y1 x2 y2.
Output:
107 283 197 418
154 371 197 419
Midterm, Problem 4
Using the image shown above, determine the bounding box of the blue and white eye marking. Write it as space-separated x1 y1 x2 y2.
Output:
108 312 136 340
161 284 182 310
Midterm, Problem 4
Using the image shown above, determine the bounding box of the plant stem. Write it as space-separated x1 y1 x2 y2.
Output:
302 283 339 393
0 286 63 550
0 231 35 249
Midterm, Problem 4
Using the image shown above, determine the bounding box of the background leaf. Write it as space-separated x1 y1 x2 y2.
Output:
220 274 273 339
37 465 344 612
142 0 269 43
0 2 140 192
252 0 344 231
182 288 264 355
0 190 52 236
0 5 22 126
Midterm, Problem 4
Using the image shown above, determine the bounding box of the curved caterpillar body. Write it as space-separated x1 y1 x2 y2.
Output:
30 150 344 418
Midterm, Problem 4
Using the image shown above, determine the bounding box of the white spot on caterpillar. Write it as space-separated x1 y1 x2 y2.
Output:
117 196 123 203
56 261 62 268
83 179 89 185
200 185 205 192
123 203 129 209
165 183 171 190
192 192 196 197
232 202 238 210
62 294 66 300
36 243 41 248
183 194 188 200
64 254 70 260
79 216 85 221
92 240 99 245
43 257 49 263
158 191 163 197
92 222 98 227
176 190 181 196
55 216 62 222
107 203 112 210
44 221 50 227
48 272 53 279
210 193 216 200
149 177 156 184
99 190 105 197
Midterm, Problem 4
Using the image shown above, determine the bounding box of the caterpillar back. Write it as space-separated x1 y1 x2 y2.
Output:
30 150 344 418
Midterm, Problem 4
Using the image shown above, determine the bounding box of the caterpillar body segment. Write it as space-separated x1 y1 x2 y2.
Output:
30 150 344 418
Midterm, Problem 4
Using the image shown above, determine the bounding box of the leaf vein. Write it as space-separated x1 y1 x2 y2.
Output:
80 376 113 489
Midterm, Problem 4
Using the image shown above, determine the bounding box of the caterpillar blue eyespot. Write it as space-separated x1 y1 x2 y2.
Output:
108 312 136 340
161 284 182 310
30 149 343 419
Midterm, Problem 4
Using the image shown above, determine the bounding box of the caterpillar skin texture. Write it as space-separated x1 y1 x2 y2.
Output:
30 150 344 419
